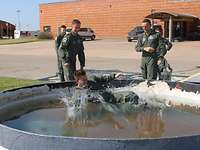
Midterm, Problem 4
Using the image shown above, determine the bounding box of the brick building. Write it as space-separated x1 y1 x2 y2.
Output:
39 0 200 40
0 20 16 39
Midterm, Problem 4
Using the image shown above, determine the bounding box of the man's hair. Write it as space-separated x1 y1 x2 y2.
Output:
72 19 81 25
61 25 66 29
74 70 86 80
142 19 151 26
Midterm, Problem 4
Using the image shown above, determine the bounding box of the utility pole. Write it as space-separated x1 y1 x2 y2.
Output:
16 10 21 31
25 24 29 31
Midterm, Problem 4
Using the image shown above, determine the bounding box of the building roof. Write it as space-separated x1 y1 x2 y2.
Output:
146 11 199 21
0 20 15 27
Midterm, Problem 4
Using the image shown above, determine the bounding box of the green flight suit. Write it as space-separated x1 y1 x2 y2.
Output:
156 37 172 59
55 32 66 82
135 29 160 80
59 32 85 81
89 74 139 105
156 37 173 80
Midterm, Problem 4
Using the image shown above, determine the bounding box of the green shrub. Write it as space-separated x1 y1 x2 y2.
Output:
37 32 53 39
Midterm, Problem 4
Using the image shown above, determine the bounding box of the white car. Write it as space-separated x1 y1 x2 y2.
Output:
78 28 96 40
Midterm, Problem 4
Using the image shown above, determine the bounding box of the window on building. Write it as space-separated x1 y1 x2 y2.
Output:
79 28 88 32
43 26 51 32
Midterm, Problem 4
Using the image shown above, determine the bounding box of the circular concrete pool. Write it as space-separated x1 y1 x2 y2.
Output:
0 80 200 150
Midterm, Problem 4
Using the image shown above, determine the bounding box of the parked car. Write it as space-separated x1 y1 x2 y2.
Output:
187 26 200 41
127 26 144 42
30 30 40 37
127 25 162 42
78 28 96 40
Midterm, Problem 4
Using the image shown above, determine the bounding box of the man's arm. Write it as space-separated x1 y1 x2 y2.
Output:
157 38 172 59
59 35 71 64
55 35 62 50
93 74 116 83
135 35 144 52
157 39 167 58
55 37 59 50
164 38 173 51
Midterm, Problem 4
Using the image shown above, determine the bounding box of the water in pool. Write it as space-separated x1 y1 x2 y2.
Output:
3 81 200 138
3 104 200 138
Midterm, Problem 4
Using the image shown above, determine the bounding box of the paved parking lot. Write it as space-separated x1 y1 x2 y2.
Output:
0 39 200 79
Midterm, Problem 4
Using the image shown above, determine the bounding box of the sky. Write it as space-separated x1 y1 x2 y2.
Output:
0 0 67 31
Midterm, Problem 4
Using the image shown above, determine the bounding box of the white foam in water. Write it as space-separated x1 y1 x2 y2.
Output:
0 146 8 150
115 81 200 109
59 81 200 120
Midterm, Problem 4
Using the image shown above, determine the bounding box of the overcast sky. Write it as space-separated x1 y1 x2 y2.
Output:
0 0 68 31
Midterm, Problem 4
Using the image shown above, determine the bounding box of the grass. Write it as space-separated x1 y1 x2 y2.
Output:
0 77 41 91
0 37 45 45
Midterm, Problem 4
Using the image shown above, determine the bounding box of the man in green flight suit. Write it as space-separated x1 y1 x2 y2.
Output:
135 19 160 80
155 27 173 80
59 19 85 81
55 25 67 82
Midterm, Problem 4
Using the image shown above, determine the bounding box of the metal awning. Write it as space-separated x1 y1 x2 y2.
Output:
146 11 199 21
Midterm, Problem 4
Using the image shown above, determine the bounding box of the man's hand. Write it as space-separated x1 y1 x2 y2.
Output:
115 73 124 80
157 57 164 65
157 59 162 65
64 63 70 68
144 47 155 53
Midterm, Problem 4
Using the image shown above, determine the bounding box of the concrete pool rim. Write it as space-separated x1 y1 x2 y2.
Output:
0 80 200 150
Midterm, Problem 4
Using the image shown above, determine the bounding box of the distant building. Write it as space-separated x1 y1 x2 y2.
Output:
39 0 200 40
0 20 16 39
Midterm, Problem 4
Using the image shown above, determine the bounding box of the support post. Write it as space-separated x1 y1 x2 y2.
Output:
169 16 173 42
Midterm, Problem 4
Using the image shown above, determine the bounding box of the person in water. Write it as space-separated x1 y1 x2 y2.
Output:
74 70 139 105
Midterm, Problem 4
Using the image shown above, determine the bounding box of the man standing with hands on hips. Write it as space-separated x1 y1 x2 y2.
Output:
59 19 85 81
135 19 160 80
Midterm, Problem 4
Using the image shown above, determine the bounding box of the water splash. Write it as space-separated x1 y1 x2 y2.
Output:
59 87 138 124
58 81 200 123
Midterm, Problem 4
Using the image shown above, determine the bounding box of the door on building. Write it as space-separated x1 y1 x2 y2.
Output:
173 21 187 40
164 21 187 41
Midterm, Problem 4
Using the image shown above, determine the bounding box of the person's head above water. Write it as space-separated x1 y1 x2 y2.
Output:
142 19 151 33
74 70 88 88
71 19 81 33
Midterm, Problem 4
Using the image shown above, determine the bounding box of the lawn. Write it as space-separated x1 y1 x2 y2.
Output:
0 37 43 45
0 77 41 91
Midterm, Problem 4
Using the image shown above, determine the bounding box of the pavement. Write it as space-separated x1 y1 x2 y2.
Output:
0 39 200 80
